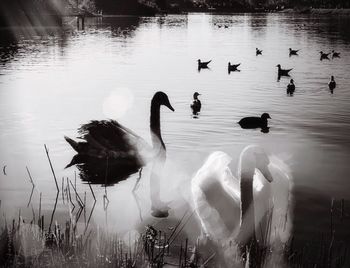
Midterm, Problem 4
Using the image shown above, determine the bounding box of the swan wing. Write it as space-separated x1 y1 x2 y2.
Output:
78 120 150 156
192 151 240 243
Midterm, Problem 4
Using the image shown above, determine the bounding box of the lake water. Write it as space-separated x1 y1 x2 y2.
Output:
1 13 350 251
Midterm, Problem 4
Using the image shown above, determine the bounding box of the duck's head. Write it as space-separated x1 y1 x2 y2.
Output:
193 92 201 99
331 75 335 81
153 91 175 111
289 48 292 51
319 51 323 54
276 64 281 68
197 59 201 63
290 79 294 84
261 113 271 120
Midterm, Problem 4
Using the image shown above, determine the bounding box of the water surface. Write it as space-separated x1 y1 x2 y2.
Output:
1 13 350 246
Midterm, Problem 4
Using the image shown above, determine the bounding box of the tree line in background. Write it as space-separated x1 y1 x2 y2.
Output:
0 0 349 27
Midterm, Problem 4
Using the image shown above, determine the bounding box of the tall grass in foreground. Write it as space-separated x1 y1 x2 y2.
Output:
0 201 349 268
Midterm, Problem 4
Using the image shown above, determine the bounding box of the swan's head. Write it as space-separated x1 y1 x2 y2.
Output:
239 145 273 183
261 113 271 120
276 64 281 68
153 91 175 112
254 149 273 183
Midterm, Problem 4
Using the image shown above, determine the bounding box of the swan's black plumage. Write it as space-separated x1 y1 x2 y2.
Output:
238 113 271 129
65 91 174 185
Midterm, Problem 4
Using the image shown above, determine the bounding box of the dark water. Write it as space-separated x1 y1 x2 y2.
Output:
1 13 350 250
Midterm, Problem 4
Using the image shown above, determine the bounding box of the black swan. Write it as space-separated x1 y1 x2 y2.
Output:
64 91 174 187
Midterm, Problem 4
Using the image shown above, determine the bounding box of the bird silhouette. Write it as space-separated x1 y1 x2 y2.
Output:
228 62 241 73
287 79 295 96
190 92 202 116
320 51 330 60
328 75 336 93
277 64 292 81
332 50 340 59
289 48 299 56
238 113 271 133
198 59 211 70
256 48 263 56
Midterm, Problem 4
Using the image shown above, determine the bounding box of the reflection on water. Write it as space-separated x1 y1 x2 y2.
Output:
1 13 350 250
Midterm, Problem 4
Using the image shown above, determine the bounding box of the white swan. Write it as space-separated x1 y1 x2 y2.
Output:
191 145 292 267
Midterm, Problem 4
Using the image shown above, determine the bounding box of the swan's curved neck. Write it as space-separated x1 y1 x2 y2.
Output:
150 101 165 150
238 160 256 246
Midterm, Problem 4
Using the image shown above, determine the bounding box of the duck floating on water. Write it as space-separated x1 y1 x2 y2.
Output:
328 76 336 93
238 113 271 133
276 64 292 78
190 92 201 116
289 48 299 56
287 79 295 96
332 50 340 59
197 59 211 70
228 62 241 73
64 91 174 188
256 48 263 56
320 51 330 60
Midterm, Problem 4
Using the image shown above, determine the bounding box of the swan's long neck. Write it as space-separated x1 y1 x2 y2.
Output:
150 101 165 150
237 155 256 248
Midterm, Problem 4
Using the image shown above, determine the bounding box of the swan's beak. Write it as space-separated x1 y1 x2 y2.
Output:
260 165 273 183
166 102 175 112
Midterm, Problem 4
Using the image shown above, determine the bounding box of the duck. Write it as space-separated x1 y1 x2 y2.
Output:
64 91 174 188
224 25 229 28
287 79 295 96
256 48 263 56
198 59 211 69
332 50 340 59
289 48 299 56
276 64 292 77
190 92 201 116
191 146 275 267
228 62 241 73
328 75 336 93
238 113 271 131
320 51 330 60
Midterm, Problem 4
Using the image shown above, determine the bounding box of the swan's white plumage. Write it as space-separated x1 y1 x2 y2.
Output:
191 147 293 266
